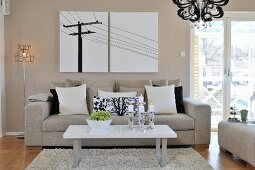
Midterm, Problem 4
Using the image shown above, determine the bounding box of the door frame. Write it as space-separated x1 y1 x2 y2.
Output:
224 12 255 120
190 12 255 129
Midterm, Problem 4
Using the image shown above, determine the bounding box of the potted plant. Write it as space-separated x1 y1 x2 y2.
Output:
86 111 112 130
240 109 248 122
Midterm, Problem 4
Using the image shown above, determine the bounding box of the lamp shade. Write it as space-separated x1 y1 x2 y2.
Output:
15 44 34 62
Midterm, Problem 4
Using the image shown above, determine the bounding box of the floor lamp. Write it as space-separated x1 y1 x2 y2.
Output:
15 44 34 139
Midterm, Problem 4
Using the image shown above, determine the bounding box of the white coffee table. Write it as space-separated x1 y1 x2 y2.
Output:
63 125 177 168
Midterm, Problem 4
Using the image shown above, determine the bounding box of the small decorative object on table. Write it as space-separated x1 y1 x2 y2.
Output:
240 109 248 122
126 96 156 131
127 105 135 129
86 111 112 130
148 103 156 129
137 95 146 132
138 111 146 132
228 106 240 122
126 94 146 131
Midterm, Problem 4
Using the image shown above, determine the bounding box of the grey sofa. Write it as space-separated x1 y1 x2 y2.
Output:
218 121 255 167
25 79 211 147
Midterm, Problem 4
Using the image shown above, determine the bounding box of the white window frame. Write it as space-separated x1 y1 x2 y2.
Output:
190 12 255 130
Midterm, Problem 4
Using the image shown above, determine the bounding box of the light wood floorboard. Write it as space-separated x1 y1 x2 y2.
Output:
0 132 251 170
196 132 250 170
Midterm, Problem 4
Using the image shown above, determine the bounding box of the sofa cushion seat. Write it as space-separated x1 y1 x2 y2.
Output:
42 115 89 132
111 113 194 131
42 113 194 132
155 114 194 131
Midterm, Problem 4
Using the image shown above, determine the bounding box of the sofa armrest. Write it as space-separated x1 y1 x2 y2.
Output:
183 98 211 145
25 102 51 146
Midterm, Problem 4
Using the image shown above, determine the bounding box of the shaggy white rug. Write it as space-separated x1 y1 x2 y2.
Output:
26 148 213 170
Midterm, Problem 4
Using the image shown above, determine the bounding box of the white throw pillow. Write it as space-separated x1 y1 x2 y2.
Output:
98 90 137 98
145 85 177 114
56 84 89 115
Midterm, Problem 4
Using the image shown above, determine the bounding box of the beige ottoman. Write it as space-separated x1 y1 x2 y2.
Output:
218 121 255 168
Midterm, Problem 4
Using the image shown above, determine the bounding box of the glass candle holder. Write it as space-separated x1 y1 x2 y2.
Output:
138 112 146 132
128 112 134 129
148 112 155 129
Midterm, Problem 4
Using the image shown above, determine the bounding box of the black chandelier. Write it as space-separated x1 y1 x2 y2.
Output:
172 0 229 28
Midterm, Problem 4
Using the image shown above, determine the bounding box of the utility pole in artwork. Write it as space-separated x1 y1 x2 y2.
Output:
63 21 102 72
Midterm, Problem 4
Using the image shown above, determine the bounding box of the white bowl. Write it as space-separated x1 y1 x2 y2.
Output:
86 119 112 130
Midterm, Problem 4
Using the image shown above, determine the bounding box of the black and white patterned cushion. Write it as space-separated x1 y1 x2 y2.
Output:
93 96 139 116
93 96 113 112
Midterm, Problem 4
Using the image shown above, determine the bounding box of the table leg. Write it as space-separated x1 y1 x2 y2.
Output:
156 138 167 167
73 139 82 168
78 139 82 161
156 138 161 160
161 138 167 167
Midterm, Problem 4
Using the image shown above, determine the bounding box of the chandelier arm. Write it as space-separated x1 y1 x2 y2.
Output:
202 5 224 21
208 0 229 6
211 7 224 18
189 5 200 22
201 2 212 22
177 6 200 22
174 0 200 22
172 0 194 8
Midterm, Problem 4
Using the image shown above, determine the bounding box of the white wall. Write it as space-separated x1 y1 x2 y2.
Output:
0 5 6 137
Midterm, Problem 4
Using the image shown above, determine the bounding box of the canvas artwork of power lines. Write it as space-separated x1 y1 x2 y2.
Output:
60 11 158 73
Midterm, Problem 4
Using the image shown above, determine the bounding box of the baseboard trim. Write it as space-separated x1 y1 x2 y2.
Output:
0 131 6 137
6 132 24 136
247 163 255 170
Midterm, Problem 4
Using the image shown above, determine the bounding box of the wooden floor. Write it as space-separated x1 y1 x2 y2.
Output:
0 132 251 170
196 132 250 170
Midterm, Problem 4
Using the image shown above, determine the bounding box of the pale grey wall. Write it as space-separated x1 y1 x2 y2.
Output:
4 0 255 132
